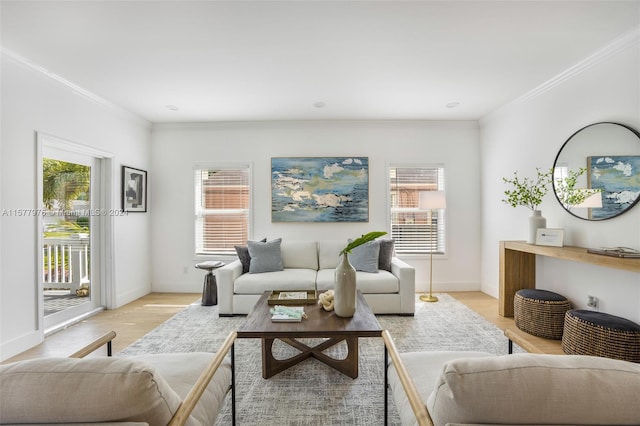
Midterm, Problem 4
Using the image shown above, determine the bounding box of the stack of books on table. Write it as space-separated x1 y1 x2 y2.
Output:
270 305 306 322
587 247 640 258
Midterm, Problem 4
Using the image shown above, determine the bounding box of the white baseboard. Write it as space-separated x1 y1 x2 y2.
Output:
0 330 43 362
416 281 481 293
115 286 152 309
151 282 202 294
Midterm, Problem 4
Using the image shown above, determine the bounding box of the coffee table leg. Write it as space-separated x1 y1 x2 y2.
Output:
262 337 313 379
261 336 359 379
311 337 358 378
231 342 236 426
384 344 388 425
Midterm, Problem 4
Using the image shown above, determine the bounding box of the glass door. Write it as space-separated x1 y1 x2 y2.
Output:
42 147 102 331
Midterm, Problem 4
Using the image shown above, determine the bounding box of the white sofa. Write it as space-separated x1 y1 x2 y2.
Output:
217 239 415 315
383 330 640 426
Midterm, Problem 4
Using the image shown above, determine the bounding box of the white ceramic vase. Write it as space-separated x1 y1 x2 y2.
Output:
528 210 546 244
334 253 357 317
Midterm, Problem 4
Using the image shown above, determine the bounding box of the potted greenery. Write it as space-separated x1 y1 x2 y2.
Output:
340 231 387 255
502 168 552 243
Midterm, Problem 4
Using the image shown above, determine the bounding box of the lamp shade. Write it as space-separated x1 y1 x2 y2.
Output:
419 191 446 210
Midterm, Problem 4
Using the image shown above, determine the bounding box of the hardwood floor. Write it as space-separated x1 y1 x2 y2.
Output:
3 291 558 364
448 291 516 329
3 293 200 363
450 291 563 354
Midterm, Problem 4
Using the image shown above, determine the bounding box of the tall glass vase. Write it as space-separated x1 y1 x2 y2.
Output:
334 253 356 317
528 210 546 244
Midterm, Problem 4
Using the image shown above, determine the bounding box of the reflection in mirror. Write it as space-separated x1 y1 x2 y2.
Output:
553 122 640 220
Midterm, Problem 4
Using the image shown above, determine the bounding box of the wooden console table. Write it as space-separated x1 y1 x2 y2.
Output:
499 240 640 317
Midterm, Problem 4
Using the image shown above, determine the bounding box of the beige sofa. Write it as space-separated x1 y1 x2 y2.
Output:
217 239 415 316
0 331 235 426
383 331 640 426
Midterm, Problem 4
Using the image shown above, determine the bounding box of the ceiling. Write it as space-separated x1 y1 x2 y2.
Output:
1 1 639 123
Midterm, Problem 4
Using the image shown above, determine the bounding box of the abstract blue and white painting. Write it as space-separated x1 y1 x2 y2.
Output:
271 157 369 222
588 155 640 219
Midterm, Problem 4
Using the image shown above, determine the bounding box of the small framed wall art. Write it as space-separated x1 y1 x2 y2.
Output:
535 228 564 247
122 166 147 212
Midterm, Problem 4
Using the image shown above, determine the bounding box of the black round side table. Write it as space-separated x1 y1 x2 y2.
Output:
194 261 225 306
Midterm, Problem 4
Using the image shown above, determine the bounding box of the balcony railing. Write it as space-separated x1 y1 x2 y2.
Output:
43 236 89 292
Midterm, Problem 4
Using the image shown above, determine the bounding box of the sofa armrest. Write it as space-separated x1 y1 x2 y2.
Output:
168 331 236 426
391 257 415 315
383 330 433 426
69 331 116 358
216 260 243 315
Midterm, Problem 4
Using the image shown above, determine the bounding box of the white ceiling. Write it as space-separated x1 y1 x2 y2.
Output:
1 1 639 123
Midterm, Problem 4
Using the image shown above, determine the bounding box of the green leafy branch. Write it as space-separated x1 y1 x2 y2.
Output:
554 167 601 209
340 231 387 255
502 168 552 211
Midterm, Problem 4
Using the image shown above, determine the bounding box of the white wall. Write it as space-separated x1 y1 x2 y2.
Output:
0 55 152 361
479 35 640 322
150 121 481 294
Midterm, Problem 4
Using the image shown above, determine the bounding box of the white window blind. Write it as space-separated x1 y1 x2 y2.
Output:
389 165 446 255
195 165 250 255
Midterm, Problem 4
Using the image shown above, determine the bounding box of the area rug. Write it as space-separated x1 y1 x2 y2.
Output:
118 294 522 425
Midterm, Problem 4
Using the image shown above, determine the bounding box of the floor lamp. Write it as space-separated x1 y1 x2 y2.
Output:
418 191 446 303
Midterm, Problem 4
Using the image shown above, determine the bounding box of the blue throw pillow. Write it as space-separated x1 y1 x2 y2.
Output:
349 240 380 273
248 238 284 273
235 238 266 274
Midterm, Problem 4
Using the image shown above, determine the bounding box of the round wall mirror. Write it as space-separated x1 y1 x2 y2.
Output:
553 122 640 220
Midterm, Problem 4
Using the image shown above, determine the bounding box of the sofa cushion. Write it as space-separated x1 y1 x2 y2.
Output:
315 269 399 293
387 351 493 426
280 240 319 270
378 239 395 272
349 240 380 273
0 357 182 425
132 352 232 426
234 268 318 294
235 238 266 273
248 238 284 273
427 353 640 426
318 240 347 269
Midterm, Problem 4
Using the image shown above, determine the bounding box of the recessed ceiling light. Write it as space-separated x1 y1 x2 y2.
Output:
165 105 179 111
313 101 326 108
445 102 460 109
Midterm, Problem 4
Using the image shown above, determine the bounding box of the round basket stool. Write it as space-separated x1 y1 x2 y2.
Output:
514 289 572 339
562 309 640 363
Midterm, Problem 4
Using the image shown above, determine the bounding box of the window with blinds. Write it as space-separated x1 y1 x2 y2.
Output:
389 165 446 255
195 165 250 255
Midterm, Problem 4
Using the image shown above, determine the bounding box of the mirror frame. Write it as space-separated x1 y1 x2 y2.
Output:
552 121 640 221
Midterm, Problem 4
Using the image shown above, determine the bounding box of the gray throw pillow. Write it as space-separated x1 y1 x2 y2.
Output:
248 238 284 273
234 238 266 274
378 239 395 272
349 240 380 273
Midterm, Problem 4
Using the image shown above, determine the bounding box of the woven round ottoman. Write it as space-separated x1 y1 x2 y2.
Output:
562 309 640 362
514 289 572 339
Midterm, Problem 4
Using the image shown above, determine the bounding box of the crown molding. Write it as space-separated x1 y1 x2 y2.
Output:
1 48 150 127
481 25 640 126
516 25 640 104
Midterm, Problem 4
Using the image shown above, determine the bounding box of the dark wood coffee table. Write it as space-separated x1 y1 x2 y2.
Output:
237 290 383 379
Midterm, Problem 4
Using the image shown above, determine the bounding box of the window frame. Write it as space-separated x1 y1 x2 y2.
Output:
194 162 252 257
387 163 446 256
